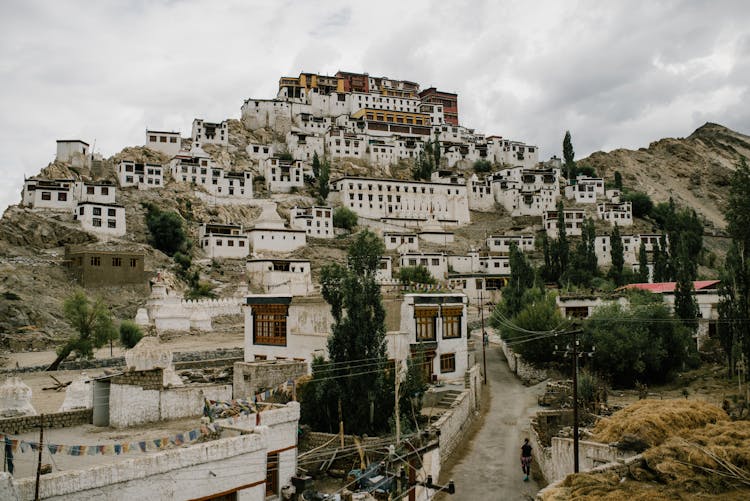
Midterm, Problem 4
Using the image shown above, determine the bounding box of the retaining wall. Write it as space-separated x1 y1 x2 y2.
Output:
535 455 644 500
500 338 548 384
0 409 92 434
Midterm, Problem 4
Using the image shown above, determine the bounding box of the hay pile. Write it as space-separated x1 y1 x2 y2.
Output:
540 400 750 500
541 421 750 500
592 399 728 447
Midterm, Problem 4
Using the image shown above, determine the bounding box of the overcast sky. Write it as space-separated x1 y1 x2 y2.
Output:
1 0 749 214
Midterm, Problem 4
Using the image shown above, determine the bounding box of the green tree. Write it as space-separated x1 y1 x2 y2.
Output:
433 132 442 168
652 234 670 282
492 289 564 364
552 201 570 281
398 266 436 285
563 130 576 179
495 243 536 318
622 191 653 218
567 217 597 286
577 165 597 177
333 206 357 230
673 243 699 333
119 320 144 349
48 292 117 370
302 230 392 435
614 171 623 191
312 151 321 178
608 224 624 285
473 159 492 173
583 302 697 387
317 159 330 203
637 241 649 283
144 205 188 256
718 157 750 369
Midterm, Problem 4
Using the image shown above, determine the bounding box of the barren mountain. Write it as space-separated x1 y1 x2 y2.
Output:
581 122 750 230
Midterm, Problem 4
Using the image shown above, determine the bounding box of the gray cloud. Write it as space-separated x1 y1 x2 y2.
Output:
1 0 749 213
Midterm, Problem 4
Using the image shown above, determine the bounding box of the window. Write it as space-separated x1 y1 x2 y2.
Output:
93 207 102 216
266 452 279 496
108 208 116 217
112 257 122 267
253 304 288 346
415 307 438 341
58 192 67 201
442 306 462 339
440 353 456 373
101 187 109 195
87 186 95 194
92 218 102 227
90 256 101 266
129 258 137 267
108 220 116 228
41 192 51 201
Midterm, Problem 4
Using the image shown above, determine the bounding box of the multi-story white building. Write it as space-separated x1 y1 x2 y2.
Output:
170 152 253 200
263 157 310 193
492 167 560 217
595 233 664 266
76 181 117 204
564 176 605 203
326 128 367 160
246 259 313 296
376 256 393 282
74 202 126 237
331 176 470 228
56 139 91 168
285 131 324 162
384 231 419 252
246 142 275 161
544 208 587 237
597 201 633 226
486 234 535 254
21 178 76 209
399 252 448 281
145 130 181 157
244 292 469 382
290 206 333 238
117 161 164 189
191 118 228 147
467 175 495 211
200 223 249 259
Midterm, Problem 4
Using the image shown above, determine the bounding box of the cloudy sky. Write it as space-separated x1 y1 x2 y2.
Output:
1 0 749 213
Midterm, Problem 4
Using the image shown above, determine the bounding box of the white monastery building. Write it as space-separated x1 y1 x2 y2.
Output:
191 118 229 147
544 208 586 237
564 175 605 203
56 139 91 168
597 201 633 226
145 130 181 157
200 223 250 259
264 157 310 193
246 259 313 296
74 201 127 237
290 206 333 238
486 234 535 254
118 161 164 189
246 204 306 254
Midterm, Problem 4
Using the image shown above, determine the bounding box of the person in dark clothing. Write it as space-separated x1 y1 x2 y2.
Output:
521 438 532 481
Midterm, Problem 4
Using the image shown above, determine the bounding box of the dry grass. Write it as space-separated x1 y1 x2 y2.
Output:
592 399 728 447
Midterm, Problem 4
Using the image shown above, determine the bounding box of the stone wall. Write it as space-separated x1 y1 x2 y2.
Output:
432 389 474 463
535 455 645 500
233 360 307 399
112 368 164 390
0 409 92 434
530 409 574 484
550 437 637 483
0 348 245 374
500 338 547 384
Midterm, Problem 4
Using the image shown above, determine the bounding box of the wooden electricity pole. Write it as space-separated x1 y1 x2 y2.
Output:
35 413 44 500
480 289 487 385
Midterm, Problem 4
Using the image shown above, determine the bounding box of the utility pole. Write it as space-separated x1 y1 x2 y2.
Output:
395 361 402 445
479 289 487 385
35 413 44 501
571 330 580 473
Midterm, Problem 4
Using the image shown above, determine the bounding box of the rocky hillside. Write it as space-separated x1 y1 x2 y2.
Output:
581 122 750 231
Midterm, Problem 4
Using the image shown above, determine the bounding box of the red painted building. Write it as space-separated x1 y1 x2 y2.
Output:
419 87 459 126
335 71 369 93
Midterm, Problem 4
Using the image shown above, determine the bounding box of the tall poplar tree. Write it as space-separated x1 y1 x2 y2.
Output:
563 130 576 180
608 224 624 285
637 240 649 282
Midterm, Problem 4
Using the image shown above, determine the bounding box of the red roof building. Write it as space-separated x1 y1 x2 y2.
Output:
619 280 720 294
419 87 459 126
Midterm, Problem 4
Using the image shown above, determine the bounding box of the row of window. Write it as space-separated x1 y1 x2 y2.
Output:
345 183 462 195
124 176 161 185
89 256 138 267
149 135 178 143
415 306 463 341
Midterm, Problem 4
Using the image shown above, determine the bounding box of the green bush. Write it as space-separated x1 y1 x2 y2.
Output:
577 165 597 177
398 266 436 285
144 205 188 256
473 159 492 173
622 191 654 218
333 207 357 230
119 320 143 349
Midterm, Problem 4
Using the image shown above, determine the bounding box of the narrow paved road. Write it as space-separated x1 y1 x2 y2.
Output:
439 334 545 500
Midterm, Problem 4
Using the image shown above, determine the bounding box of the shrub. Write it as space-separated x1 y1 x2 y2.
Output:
398 266 436 285
333 207 357 230
473 159 492 173
577 165 597 177
144 205 188 256
2 291 20 301
119 320 143 349
622 191 654 218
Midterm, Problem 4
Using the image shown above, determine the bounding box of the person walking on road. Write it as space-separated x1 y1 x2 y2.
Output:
521 438 533 481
